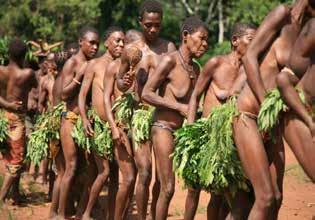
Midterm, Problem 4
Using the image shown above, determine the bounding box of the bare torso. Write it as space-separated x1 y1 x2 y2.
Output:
155 52 198 130
132 38 175 102
90 56 113 120
238 24 300 115
62 55 88 114
203 55 241 117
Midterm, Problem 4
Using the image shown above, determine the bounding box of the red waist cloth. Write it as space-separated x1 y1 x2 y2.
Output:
3 111 26 166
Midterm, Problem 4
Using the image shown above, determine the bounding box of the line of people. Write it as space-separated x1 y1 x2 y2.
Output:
0 0 314 220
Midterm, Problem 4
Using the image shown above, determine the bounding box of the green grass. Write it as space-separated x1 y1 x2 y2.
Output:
285 164 311 183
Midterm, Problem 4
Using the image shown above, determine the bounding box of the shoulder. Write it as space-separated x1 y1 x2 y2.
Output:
106 59 120 75
205 56 221 68
159 38 176 52
161 52 177 67
272 4 290 18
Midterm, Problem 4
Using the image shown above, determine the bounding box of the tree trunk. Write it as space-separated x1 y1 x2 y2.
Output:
218 0 224 43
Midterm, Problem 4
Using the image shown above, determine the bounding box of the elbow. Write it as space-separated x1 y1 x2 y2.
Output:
61 92 68 101
141 90 151 103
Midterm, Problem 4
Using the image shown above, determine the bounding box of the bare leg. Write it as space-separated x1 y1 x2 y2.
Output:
207 194 225 220
57 119 78 219
0 173 16 202
49 149 65 219
75 153 97 219
183 188 200 220
149 169 160 220
233 116 275 220
37 158 49 184
134 141 152 220
283 113 315 181
82 153 110 220
276 72 315 139
152 126 175 220
28 163 36 179
108 161 119 220
114 129 136 220
230 190 254 220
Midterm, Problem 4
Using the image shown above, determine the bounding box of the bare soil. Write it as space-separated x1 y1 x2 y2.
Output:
0 144 314 220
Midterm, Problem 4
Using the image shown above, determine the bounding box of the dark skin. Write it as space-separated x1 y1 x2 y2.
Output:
117 11 176 220
280 17 315 183
184 28 256 220
277 8 315 141
57 31 99 220
27 63 50 180
142 26 208 220
233 1 311 219
78 31 124 220
104 58 136 220
48 63 66 220
33 61 58 185
0 53 36 203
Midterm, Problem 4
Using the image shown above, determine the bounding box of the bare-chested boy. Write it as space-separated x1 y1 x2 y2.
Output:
116 1 176 219
183 23 256 220
56 26 99 220
48 43 77 220
78 26 125 220
103 44 138 220
232 1 314 219
141 16 208 220
0 39 36 204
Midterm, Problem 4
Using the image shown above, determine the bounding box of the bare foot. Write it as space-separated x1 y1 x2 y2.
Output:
35 174 47 184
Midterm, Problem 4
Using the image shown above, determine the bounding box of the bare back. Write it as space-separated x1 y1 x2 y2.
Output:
6 65 35 112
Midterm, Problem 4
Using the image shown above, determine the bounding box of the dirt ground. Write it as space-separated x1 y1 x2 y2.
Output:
0 144 314 220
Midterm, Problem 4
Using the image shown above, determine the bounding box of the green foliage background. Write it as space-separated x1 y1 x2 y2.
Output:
0 0 291 64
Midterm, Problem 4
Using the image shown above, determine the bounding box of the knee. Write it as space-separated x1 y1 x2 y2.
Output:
256 190 275 210
162 182 175 199
274 192 283 208
124 172 136 187
98 170 110 183
65 160 76 177
276 72 290 89
138 168 152 184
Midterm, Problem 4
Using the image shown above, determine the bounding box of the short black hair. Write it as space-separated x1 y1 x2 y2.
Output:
230 23 256 40
181 16 207 38
8 39 27 62
125 29 143 43
104 26 124 41
139 0 163 20
79 26 99 39
66 42 79 51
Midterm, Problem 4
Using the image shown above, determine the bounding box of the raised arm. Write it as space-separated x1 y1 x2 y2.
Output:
187 57 219 123
61 59 87 100
142 54 186 114
78 61 95 136
104 62 120 141
242 5 290 104
299 18 315 57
